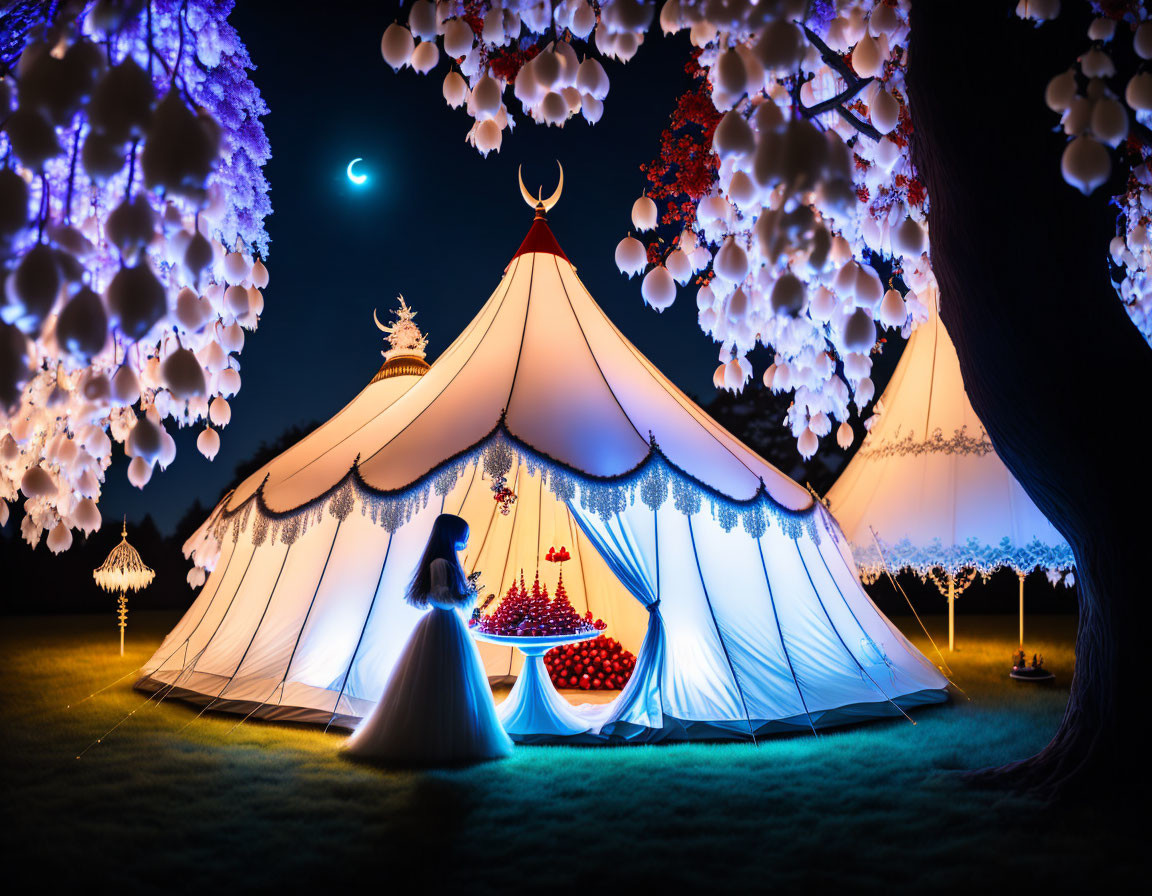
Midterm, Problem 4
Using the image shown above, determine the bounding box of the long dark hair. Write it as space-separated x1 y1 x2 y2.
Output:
406 513 470 608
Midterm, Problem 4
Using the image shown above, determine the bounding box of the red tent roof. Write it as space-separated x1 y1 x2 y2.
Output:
512 211 569 263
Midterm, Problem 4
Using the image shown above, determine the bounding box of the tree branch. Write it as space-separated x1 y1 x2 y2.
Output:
792 21 882 141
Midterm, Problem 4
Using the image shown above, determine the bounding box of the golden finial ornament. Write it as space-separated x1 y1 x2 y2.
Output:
518 161 564 213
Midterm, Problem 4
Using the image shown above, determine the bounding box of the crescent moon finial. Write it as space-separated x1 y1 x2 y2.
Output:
373 307 387 332
518 166 536 210
517 162 564 213
542 161 563 212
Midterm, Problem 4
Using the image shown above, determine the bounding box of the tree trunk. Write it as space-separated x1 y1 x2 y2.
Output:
906 1 1152 801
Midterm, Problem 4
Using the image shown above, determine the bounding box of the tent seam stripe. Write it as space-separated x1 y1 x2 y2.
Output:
190 541 291 720
535 465 543 571
325 528 394 729
654 508 665 723
168 540 258 691
463 465 500 575
277 518 344 698
794 535 910 720
566 506 592 617
455 460 478 517
687 515 757 743
550 254 648 448
497 461 524 677
503 252 536 418
144 535 236 678
755 535 818 736
566 264 772 492
255 260 518 503
215 541 294 701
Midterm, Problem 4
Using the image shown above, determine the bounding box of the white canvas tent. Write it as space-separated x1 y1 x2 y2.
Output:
826 288 1074 650
139 198 947 742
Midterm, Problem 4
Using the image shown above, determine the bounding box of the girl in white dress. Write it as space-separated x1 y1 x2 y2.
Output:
343 513 513 765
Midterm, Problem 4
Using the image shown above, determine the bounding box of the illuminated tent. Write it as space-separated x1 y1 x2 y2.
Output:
138 192 946 742
826 289 1074 650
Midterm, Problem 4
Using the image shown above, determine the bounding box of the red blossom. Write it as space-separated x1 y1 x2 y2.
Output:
641 54 721 228
906 177 926 208
461 2 486 37
488 43 541 84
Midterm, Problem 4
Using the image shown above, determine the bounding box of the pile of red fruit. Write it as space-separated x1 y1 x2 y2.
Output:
546 635 636 690
471 570 606 637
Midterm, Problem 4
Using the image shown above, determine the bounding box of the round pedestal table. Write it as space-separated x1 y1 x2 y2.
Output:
471 629 600 739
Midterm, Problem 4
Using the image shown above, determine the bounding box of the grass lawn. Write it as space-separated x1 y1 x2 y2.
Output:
0 611 1139 892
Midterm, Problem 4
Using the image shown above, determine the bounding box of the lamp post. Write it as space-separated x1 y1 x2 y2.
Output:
93 520 155 656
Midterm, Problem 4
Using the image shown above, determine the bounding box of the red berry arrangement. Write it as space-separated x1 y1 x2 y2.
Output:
471 569 607 638
545 634 636 691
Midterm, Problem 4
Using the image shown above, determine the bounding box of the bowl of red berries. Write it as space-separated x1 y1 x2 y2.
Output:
545 634 636 691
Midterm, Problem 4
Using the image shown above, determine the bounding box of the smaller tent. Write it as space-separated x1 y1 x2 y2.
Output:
827 288 1074 649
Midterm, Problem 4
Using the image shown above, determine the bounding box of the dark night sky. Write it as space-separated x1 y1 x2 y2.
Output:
86 2 897 534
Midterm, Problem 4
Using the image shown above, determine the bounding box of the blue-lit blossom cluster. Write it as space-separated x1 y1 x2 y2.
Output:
0 0 270 552
113 1 271 254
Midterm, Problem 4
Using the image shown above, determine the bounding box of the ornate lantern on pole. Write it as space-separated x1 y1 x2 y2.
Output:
93 520 155 656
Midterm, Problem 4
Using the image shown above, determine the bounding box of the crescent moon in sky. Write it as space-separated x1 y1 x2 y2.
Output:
518 161 564 212
346 158 367 185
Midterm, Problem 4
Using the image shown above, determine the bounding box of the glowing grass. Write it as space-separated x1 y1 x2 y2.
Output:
0 612 1139 890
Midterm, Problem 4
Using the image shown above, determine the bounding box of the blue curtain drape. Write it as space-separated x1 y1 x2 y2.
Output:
566 506 666 735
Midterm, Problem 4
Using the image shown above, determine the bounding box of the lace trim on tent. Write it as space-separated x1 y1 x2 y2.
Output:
209 422 819 549
849 535 1076 582
854 425 994 460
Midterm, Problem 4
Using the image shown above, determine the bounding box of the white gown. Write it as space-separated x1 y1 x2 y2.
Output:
343 559 513 764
